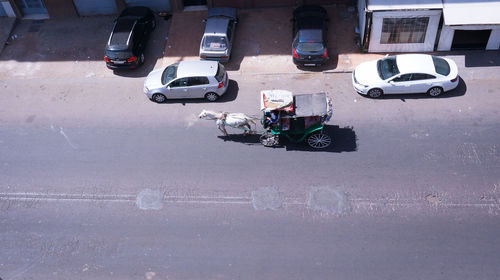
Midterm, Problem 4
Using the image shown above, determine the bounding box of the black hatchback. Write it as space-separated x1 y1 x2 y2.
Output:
104 6 156 70
291 5 329 67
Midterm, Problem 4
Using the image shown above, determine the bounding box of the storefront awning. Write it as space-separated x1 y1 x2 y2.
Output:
367 0 442 11
443 0 500 25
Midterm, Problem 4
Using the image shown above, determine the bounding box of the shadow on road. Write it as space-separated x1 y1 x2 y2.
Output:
217 125 358 153
463 50 500 67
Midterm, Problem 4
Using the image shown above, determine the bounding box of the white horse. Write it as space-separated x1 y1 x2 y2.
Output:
198 109 257 136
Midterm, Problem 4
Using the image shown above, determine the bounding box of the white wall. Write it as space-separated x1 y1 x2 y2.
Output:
368 10 441 53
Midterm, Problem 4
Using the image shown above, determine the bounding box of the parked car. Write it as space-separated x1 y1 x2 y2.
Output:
144 61 229 103
104 6 156 70
291 5 329 67
199 7 238 63
352 54 459 98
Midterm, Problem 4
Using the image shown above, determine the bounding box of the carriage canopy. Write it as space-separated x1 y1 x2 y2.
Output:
260 90 328 117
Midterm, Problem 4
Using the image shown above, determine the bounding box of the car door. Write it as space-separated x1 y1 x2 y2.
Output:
186 76 210 98
411 73 437 93
386 74 413 94
166 78 189 98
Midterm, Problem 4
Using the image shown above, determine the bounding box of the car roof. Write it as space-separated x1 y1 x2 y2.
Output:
108 18 136 47
396 54 435 75
177 61 219 78
204 17 230 35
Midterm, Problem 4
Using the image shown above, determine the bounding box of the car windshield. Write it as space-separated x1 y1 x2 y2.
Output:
202 36 228 51
296 42 324 52
432 56 451 76
161 64 178 85
377 56 400 80
105 50 132 59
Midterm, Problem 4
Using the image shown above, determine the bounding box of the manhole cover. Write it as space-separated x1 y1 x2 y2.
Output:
307 186 351 214
252 187 283 210
136 189 163 210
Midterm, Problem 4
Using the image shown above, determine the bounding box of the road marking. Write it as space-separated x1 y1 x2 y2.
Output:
1 192 499 213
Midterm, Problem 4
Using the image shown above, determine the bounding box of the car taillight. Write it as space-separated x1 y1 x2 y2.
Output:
321 49 328 58
450 76 458 82
292 48 299 58
127 56 137 62
218 80 224 89
104 56 110 62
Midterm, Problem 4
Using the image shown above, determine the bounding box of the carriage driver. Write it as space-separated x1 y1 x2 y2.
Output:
264 110 279 129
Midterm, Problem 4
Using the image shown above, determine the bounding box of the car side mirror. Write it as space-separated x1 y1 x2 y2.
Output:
202 19 207 22
389 81 395 85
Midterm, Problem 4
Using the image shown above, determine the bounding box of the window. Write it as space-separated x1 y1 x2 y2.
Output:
381 17 429 44
432 56 451 75
392 74 412 82
202 36 227 50
188 77 209 86
227 22 233 41
411 73 435 80
215 63 225 82
169 78 189 88
377 56 400 80
161 63 178 85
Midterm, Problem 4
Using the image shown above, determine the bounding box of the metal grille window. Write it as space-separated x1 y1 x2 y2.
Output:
381 17 429 44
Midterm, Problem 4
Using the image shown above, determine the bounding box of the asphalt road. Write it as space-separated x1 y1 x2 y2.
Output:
1 72 500 279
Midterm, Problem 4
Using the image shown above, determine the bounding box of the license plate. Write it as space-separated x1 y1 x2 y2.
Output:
304 63 316 66
113 60 125 64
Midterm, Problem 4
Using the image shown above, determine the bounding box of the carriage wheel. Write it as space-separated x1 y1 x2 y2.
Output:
260 132 279 147
307 133 331 149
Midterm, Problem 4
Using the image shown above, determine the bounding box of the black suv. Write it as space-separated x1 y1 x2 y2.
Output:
104 7 156 70
291 5 329 67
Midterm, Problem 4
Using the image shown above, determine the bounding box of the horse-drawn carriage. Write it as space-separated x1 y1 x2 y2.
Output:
198 89 333 149
259 90 333 148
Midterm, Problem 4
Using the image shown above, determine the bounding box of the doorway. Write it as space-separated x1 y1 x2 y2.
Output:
15 0 48 16
451 29 491 50
184 0 207 7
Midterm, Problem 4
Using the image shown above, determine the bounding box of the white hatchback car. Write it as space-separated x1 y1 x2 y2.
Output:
144 60 228 103
352 54 459 98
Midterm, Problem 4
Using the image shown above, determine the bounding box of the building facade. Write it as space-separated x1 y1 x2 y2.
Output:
358 0 500 52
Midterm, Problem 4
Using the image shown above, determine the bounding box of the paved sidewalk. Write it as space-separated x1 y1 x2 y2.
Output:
162 5 385 74
1 9 500 80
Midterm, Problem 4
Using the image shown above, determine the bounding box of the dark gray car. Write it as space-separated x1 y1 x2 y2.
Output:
199 7 238 63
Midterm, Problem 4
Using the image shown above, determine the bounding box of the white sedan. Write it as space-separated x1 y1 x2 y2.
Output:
352 54 459 98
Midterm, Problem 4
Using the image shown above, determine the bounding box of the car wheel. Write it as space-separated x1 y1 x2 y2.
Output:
367 88 383 98
151 93 166 103
260 132 279 147
427 86 443 97
205 92 219 102
307 132 332 149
